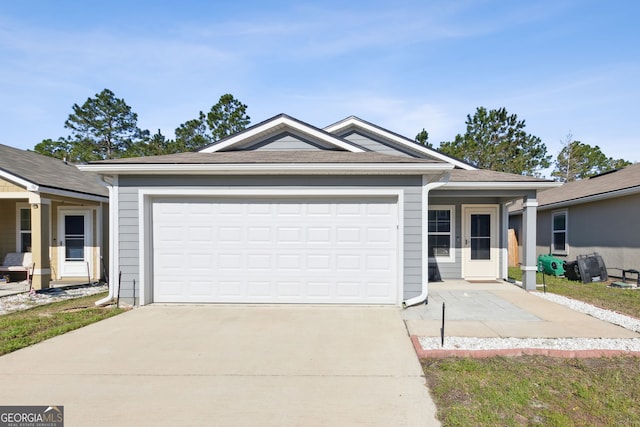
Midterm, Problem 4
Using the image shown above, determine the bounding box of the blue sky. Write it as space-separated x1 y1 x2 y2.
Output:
1 0 639 173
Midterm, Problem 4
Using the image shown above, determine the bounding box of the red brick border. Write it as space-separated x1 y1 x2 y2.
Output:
410 335 640 359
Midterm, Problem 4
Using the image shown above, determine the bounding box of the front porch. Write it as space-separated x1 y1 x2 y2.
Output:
0 193 107 290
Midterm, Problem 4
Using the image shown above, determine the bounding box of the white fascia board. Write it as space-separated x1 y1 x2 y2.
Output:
38 186 109 203
78 162 454 175
324 117 476 170
0 169 38 191
443 181 561 190
199 116 364 153
537 185 640 211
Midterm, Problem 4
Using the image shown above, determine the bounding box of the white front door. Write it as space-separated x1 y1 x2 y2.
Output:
58 210 92 278
461 205 499 280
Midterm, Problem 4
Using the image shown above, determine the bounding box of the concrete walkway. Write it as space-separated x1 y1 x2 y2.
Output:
403 280 640 339
0 279 96 298
0 305 440 426
0 280 30 297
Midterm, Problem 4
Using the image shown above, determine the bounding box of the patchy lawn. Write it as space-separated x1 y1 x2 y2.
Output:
0 292 126 355
508 267 640 319
423 356 640 426
421 271 640 425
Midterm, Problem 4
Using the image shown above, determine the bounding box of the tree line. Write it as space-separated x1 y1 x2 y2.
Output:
415 106 630 181
34 88 631 182
34 89 250 162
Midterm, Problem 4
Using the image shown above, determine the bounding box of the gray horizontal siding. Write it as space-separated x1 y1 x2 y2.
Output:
116 174 425 304
117 187 140 294
535 192 640 276
402 186 422 299
232 132 333 151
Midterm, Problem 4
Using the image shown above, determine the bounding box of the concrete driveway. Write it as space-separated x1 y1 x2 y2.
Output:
0 305 439 426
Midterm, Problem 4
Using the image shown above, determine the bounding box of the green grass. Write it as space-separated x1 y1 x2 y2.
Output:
422 269 640 426
0 292 126 355
423 356 640 426
508 266 640 319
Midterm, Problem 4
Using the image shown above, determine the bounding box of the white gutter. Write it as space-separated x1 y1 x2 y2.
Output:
77 162 454 175
37 186 108 203
402 171 450 308
94 175 118 307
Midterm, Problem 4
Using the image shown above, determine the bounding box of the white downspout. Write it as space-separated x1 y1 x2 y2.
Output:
94 175 118 306
402 172 450 308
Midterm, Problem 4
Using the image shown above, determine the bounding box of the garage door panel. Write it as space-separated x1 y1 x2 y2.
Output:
277 254 302 270
219 281 242 297
152 198 398 304
247 281 270 297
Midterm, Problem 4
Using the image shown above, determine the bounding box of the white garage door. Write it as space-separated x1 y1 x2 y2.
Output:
152 197 398 304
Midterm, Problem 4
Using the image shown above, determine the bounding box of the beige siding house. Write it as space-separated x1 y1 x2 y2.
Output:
0 144 109 289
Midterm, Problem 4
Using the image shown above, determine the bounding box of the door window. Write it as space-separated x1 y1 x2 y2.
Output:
65 215 85 261
470 214 491 260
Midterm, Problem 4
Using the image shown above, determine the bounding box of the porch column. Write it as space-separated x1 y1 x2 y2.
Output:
30 199 51 290
521 195 538 291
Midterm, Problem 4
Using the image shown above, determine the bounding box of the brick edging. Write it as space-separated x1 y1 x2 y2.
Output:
410 335 640 359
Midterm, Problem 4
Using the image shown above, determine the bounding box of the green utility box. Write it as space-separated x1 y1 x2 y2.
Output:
537 254 566 276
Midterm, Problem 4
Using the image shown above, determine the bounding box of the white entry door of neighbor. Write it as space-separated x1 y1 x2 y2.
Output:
461 205 499 280
58 209 92 278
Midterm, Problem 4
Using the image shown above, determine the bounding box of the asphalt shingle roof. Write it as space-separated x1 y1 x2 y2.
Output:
0 144 108 197
538 163 640 206
449 169 552 183
510 163 640 211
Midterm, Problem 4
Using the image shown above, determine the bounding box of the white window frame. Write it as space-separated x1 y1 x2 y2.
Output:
16 203 32 253
428 205 455 263
551 210 568 255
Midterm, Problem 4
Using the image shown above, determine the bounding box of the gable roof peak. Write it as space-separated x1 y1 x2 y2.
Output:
324 116 476 170
198 113 364 153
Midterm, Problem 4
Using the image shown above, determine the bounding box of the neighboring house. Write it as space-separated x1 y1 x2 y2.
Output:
509 162 640 277
79 114 557 306
0 144 109 289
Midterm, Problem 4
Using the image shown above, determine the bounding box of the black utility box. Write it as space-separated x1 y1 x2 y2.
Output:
576 253 608 283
